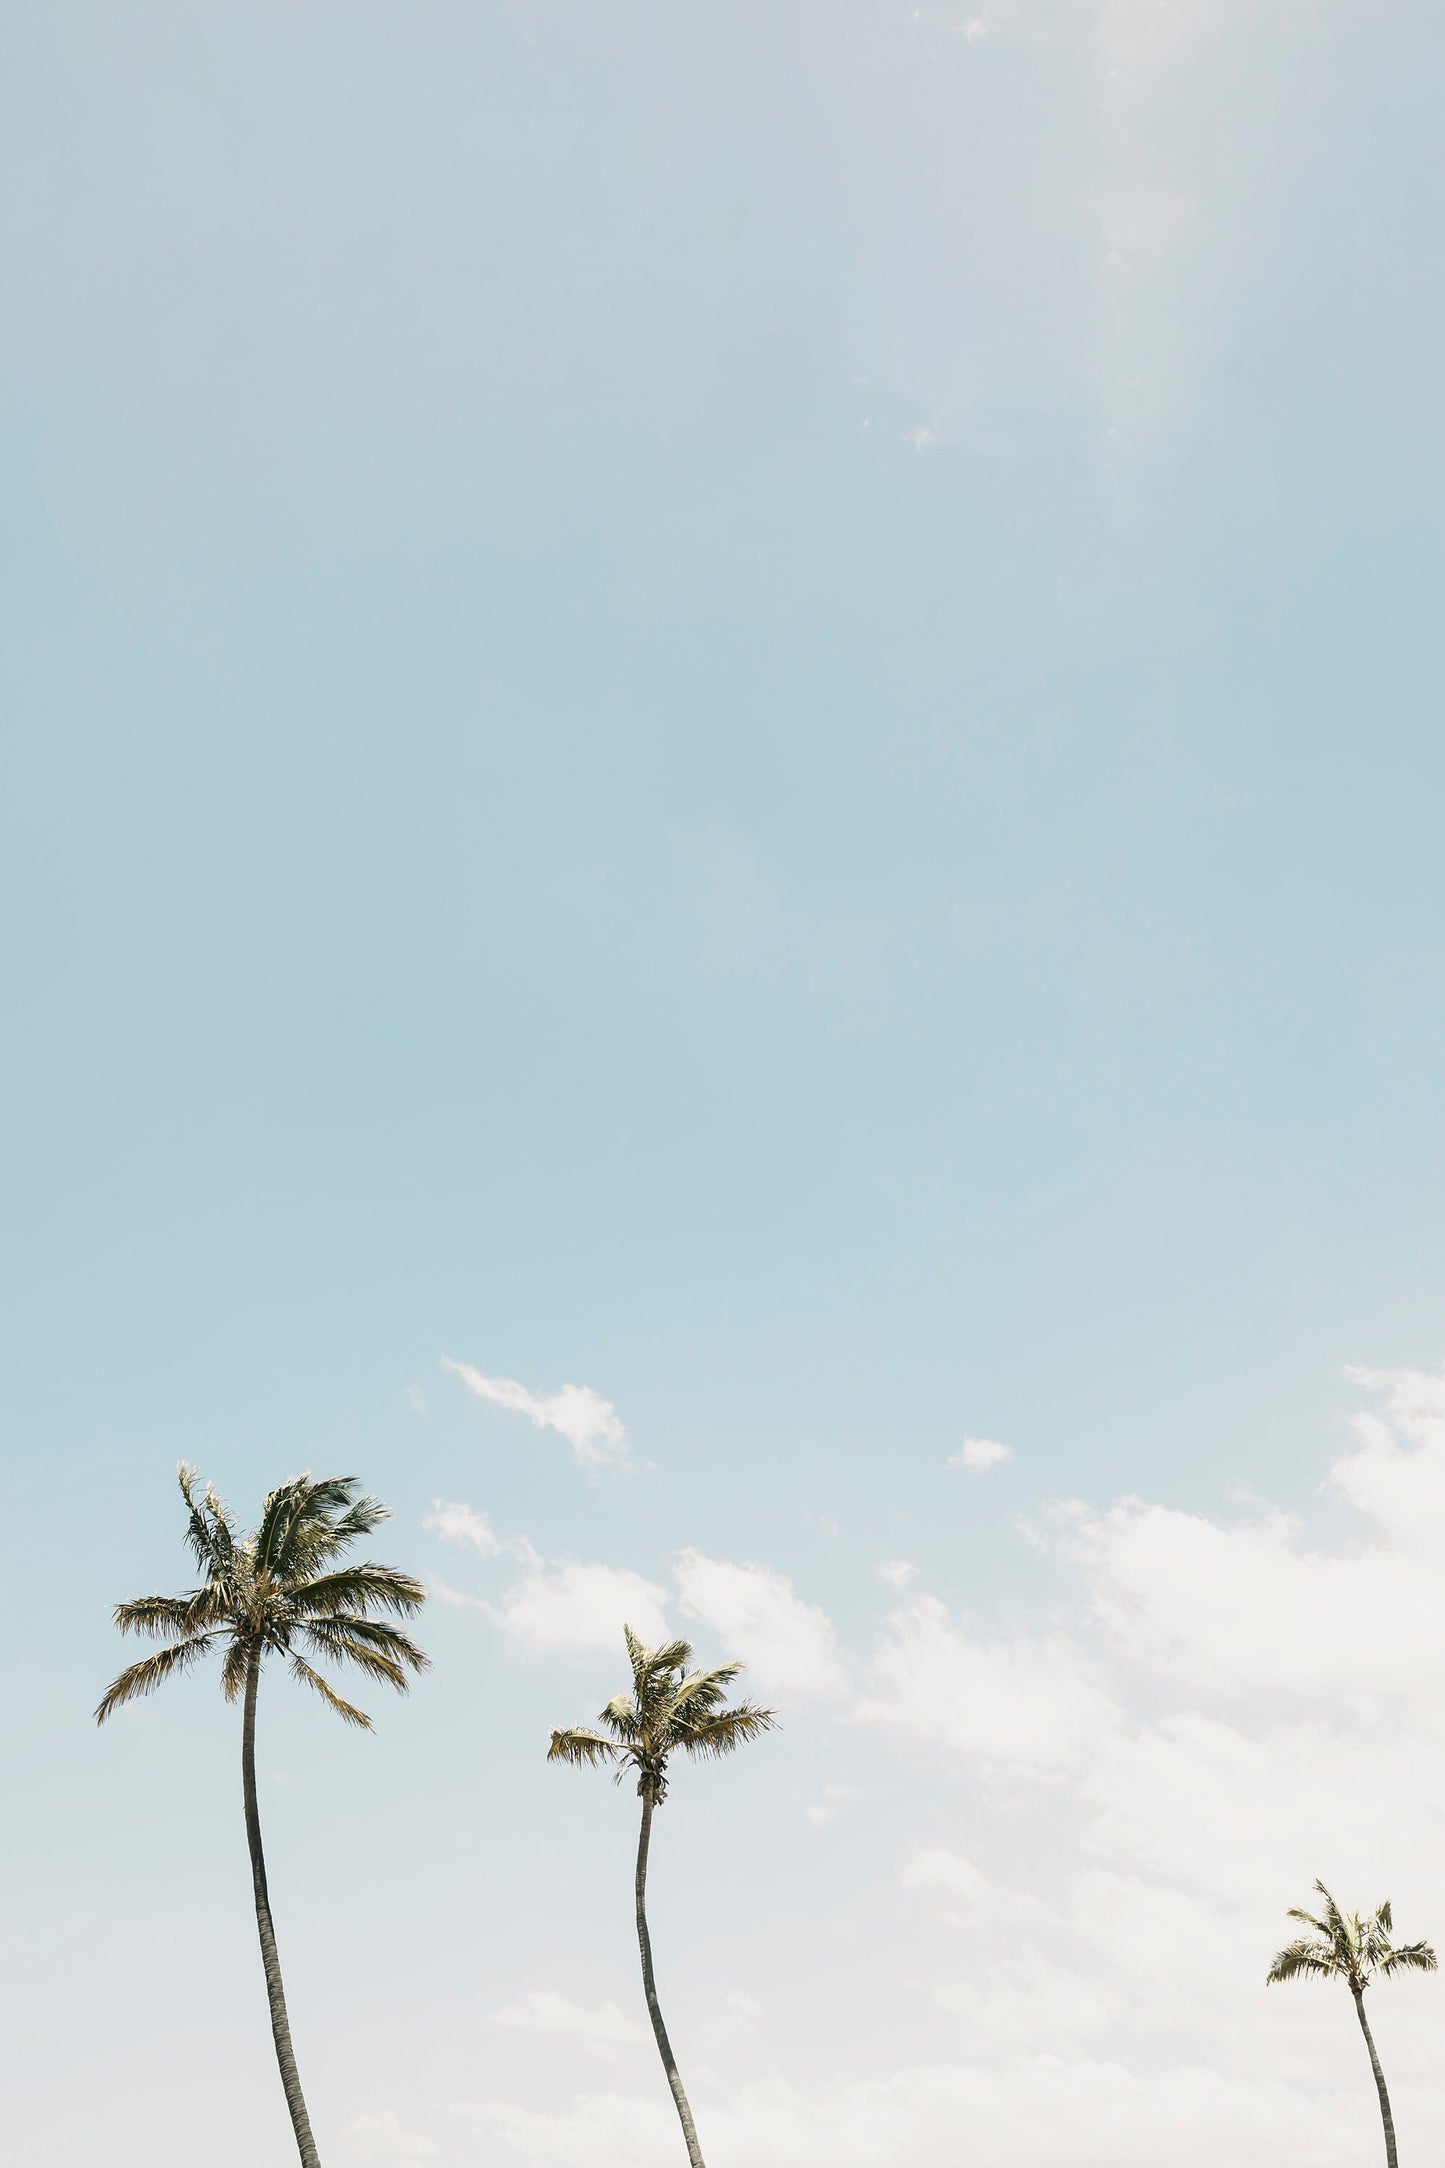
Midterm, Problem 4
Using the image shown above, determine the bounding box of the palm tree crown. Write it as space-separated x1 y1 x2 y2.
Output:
1267 1881 1437 1995
96 1463 429 1728
548 1625 775 1800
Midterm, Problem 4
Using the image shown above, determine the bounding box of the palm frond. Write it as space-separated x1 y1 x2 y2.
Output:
220 1635 252 1702
548 1726 622 1769
113 1594 200 1640
673 1702 777 1759
291 1563 426 1620
1379 1940 1438 1978
94 1635 217 1724
255 1474 313 1575
1312 1881 1354 1952
287 1652 373 1728
600 1695 641 1743
297 1492 391 1572
177 1463 234 1576
663 1663 744 1729
302 1611 428 1666
1266 1937 1339 1985
625 1628 693 1695
279 1478 383 1580
298 1616 425 1691
283 1474 379 1578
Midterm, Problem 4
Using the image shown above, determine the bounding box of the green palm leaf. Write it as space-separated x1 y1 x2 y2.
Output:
94 1635 217 1723
1379 1941 1438 1978
291 1563 426 1619
675 1703 776 1759
548 1726 621 1769
287 1653 373 1729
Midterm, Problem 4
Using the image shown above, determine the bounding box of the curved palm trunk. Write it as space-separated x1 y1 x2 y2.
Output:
635 1785 706 2168
243 1648 323 2168
1353 1986 1398 2168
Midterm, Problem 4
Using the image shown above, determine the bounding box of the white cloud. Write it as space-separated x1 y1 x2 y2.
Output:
424 1499 503 1557
902 1847 1053 1952
877 1558 916 1590
715 1989 764 2032
674 1549 848 1699
1336 1362 1445 1547
1053 1364 1445 1712
442 1356 630 1473
1057 1493 1444 1708
902 1845 997 1912
492 1558 670 1656
947 1436 1013 1474
491 1991 644 2061
805 1782 860 1828
857 1595 1122 1772
443 2059 1371 2168
933 1955 1117 2046
445 2088 673 2163
426 1572 484 1609
343 2110 436 2164
406 1384 427 1416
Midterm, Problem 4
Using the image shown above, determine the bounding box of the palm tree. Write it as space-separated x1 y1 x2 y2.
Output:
548 1626 776 2168
1267 1878 1436 2167
96 1464 428 2168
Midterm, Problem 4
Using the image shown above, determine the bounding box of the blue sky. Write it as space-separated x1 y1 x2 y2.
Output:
6 3 1445 2163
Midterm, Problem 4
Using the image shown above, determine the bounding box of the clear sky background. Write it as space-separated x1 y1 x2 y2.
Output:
5 2 1445 2162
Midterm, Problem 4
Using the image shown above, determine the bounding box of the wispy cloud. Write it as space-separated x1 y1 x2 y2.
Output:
492 1557 670 1656
492 1991 644 2060
877 1558 916 1590
805 1782 861 1828
857 1596 1120 1772
902 1846 1049 1932
1052 1361 1445 1710
422 1496 668 1654
424 1572 484 1610
947 1436 1013 1474
342 2109 436 2164
442 1356 630 1473
442 2055 1353 2167
423 1499 502 1557
675 1548 848 1699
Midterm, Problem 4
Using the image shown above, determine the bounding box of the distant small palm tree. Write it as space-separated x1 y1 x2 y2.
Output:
548 1626 776 2168
1267 1878 1436 2168
97 1465 429 2168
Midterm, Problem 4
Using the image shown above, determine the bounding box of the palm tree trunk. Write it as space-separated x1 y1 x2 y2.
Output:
634 1784 706 2168
1352 1986 1398 2168
242 1646 323 2168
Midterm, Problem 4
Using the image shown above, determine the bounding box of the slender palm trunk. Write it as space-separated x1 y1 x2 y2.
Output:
242 1648 322 2168
1353 1986 1398 2168
635 1784 706 2168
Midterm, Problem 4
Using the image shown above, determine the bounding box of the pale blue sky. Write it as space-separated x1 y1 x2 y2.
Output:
6 4 1445 2164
